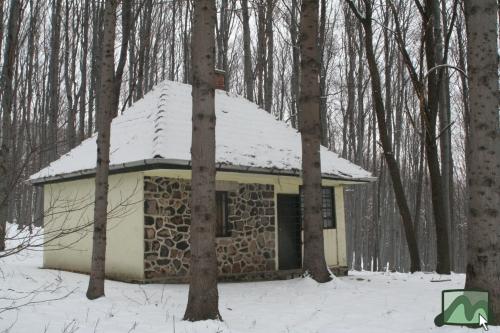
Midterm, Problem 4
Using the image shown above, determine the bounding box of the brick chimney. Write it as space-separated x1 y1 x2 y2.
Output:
214 69 226 90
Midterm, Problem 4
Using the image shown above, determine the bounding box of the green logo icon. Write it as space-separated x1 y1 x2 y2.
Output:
435 289 489 330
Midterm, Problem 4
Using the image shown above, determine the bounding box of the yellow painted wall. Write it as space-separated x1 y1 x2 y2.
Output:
335 187 347 266
43 172 144 281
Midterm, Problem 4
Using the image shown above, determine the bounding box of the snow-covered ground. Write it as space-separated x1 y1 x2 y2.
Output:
1 227 497 333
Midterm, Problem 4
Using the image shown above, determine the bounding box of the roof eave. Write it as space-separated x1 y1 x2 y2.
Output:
29 158 377 185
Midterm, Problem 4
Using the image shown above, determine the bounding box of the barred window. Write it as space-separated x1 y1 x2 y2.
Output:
299 187 336 229
216 191 230 237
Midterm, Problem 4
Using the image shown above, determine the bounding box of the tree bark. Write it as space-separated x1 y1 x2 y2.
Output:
422 0 451 274
299 0 331 283
47 0 63 162
289 0 300 129
112 0 132 118
241 0 253 102
78 0 90 143
86 0 118 300
264 0 275 112
318 0 328 146
0 0 21 251
183 0 221 321
464 0 500 324
256 0 266 108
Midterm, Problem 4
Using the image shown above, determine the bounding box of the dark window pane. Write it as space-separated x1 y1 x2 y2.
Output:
216 191 229 237
299 187 336 229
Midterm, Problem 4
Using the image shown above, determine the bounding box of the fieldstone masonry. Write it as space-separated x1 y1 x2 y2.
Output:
143 176 276 280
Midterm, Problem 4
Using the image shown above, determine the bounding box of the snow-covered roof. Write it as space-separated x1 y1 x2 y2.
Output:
30 80 375 184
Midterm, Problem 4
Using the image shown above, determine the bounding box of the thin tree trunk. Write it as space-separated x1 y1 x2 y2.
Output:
256 0 266 108
169 0 176 81
86 0 118 300
422 0 451 274
78 0 90 142
346 0 421 272
388 0 450 274
241 0 253 102
64 0 77 150
112 0 132 118
300 0 331 283
289 0 300 129
47 0 63 162
0 0 4 62
264 0 274 112
319 0 328 146
183 0 221 321
464 0 500 324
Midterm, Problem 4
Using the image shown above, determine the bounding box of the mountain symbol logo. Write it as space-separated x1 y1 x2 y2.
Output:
435 289 489 330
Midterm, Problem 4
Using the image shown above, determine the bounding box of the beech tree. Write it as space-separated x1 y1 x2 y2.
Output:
346 0 421 272
463 0 500 324
86 0 119 300
299 0 332 283
183 0 221 321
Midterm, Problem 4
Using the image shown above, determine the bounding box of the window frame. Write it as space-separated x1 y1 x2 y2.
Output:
299 186 337 230
215 191 230 238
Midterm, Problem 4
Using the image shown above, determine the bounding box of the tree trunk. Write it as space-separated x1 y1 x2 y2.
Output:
112 0 132 118
388 0 451 274
47 0 63 162
86 0 118 300
264 0 274 112
169 0 177 81
256 0 266 108
346 0 421 272
0 0 4 62
289 0 300 129
183 0 221 321
422 0 451 274
318 0 328 146
241 0 253 102
0 0 21 251
464 0 500 324
78 0 90 143
299 0 331 283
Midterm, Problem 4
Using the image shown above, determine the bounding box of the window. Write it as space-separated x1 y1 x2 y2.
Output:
321 188 336 229
299 187 336 229
216 191 230 237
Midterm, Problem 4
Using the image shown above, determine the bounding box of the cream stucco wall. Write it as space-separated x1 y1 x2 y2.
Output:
43 172 144 281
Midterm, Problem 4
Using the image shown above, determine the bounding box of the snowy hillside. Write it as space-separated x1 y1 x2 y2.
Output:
0 225 496 333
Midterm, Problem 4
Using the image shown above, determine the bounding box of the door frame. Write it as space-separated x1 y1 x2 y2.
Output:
276 194 302 270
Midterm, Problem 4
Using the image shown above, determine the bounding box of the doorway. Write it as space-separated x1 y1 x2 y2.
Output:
277 194 302 270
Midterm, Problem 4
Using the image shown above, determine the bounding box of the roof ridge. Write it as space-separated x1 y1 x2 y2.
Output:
152 83 170 158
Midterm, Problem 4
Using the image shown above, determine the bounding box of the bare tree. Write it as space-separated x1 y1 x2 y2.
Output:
78 0 90 143
463 0 500 324
346 0 421 272
47 0 63 162
389 0 451 274
86 0 119 300
0 0 22 251
241 0 253 101
183 0 221 321
299 0 332 283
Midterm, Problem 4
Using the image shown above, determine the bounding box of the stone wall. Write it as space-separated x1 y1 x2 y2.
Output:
143 176 276 280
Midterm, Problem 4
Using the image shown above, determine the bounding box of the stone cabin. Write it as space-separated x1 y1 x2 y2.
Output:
30 80 374 283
